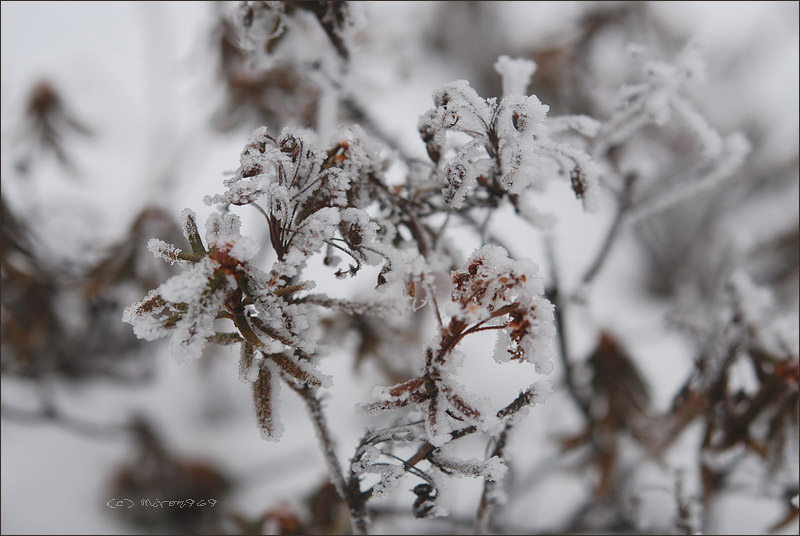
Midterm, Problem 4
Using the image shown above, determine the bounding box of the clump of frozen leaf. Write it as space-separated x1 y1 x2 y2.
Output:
205 124 439 303
124 206 338 441
359 245 556 447
348 423 427 491
123 210 255 363
205 125 399 282
453 245 556 372
123 207 328 371
661 267 798 501
125 120 446 395
419 55 600 224
348 421 456 516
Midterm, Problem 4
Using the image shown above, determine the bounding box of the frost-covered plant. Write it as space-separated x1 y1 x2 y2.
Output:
5 3 797 535
123 67 566 531
117 7 780 531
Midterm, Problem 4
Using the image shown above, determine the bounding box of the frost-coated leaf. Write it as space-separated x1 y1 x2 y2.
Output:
368 464 405 499
253 362 284 441
431 450 508 481
239 341 259 383
122 289 170 341
123 257 236 364
168 273 232 363
180 208 206 255
356 394 427 416
147 238 189 265
269 352 332 388
351 444 380 474
125 206 266 366
206 212 259 262
425 392 451 448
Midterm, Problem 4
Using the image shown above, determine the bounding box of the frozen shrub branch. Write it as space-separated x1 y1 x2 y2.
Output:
2 2 796 534
114 6 788 530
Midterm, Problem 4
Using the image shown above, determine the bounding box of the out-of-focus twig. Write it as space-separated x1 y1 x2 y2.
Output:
1 400 131 440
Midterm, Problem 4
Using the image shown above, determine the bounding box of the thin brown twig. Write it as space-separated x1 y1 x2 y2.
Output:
1 401 131 441
544 236 591 419
579 173 637 287
475 420 514 534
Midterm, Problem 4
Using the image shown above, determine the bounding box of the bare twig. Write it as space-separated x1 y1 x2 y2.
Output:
544 236 591 419
1 400 131 440
579 173 637 287
475 421 513 534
